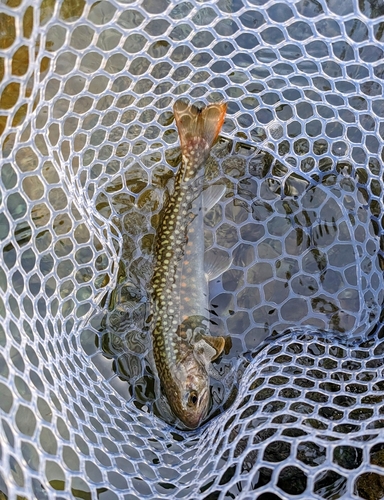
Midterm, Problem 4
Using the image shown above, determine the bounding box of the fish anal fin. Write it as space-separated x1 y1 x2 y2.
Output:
204 248 232 281
173 101 227 163
203 184 226 213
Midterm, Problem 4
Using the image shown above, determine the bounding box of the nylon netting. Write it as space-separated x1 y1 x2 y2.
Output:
1 0 384 498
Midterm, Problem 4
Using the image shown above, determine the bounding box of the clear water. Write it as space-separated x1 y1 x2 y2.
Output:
90 137 383 427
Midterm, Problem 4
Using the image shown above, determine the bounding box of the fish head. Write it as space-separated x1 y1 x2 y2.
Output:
171 351 210 429
166 324 227 429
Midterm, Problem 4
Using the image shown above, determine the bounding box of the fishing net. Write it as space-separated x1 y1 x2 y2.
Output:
1 0 384 498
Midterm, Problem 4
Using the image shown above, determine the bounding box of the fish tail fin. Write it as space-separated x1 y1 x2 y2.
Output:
173 101 227 163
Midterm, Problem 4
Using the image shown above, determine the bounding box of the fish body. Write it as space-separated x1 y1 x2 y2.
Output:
151 101 228 428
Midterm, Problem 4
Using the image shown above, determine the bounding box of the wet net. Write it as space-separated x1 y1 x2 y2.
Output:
1 0 384 498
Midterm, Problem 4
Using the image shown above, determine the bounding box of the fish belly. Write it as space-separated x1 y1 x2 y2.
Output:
178 198 209 324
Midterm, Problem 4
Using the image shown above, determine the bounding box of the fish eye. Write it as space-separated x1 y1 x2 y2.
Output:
187 391 198 407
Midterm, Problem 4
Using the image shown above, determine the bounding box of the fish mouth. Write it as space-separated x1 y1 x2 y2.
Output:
184 412 206 430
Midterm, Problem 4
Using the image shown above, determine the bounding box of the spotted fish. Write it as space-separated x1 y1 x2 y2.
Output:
151 100 229 428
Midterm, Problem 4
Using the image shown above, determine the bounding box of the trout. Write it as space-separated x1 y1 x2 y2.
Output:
151 100 229 428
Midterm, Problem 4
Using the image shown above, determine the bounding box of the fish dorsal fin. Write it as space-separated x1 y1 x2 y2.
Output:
173 101 227 165
204 247 232 281
203 184 226 213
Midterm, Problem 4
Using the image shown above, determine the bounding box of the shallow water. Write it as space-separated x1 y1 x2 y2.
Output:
91 137 383 426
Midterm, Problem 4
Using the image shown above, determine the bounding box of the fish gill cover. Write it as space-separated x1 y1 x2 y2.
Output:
1 0 384 498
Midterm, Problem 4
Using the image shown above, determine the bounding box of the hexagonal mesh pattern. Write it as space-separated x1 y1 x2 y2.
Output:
1 0 384 498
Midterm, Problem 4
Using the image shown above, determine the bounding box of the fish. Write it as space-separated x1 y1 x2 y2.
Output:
151 100 230 428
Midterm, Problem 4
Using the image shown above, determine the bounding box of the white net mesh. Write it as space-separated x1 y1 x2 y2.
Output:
1 0 384 498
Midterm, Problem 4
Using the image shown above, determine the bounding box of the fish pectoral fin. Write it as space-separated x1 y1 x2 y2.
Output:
223 335 232 355
194 334 230 368
204 248 232 281
200 334 226 361
202 184 226 213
